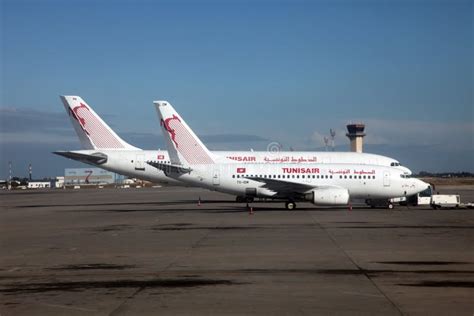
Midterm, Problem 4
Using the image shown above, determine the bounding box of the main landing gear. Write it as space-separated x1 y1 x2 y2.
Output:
366 199 394 209
236 196 254 203
285 201 296 210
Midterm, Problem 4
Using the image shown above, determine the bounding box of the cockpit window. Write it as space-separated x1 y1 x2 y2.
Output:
391 162 401 167
400 174 411 179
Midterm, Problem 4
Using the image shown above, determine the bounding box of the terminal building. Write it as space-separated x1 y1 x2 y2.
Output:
64 168 123 185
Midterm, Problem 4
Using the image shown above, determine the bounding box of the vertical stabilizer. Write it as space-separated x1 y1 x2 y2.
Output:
60 96 138 150
154 101 214 166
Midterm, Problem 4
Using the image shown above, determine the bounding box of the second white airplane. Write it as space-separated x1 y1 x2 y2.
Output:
150 100 429 210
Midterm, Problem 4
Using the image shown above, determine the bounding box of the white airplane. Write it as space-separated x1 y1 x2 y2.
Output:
151 100 429 210
55 96 412 200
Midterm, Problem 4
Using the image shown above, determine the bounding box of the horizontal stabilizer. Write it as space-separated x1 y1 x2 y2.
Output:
146 160 192 174
53 151 108 165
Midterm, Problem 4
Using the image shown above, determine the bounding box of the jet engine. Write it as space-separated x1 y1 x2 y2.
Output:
305 188 350 206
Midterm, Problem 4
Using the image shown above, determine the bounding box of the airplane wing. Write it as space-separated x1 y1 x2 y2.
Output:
53 151 108 165
245 176 344 198
146 161 192 174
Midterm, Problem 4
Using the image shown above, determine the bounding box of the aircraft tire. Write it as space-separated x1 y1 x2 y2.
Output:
285 201 296 210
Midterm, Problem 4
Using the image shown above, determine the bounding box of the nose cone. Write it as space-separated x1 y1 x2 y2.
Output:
413 178 430 195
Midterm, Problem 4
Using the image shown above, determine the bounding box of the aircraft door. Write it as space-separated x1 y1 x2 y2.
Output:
135 154 145 171
383 171 390 187
212 168 220 185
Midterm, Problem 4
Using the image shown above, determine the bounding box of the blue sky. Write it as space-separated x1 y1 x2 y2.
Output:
1 0 473 178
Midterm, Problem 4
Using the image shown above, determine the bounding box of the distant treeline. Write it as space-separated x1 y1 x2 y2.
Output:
416 172 474 178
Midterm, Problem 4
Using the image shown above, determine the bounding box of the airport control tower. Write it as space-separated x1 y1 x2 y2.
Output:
346 123 366 153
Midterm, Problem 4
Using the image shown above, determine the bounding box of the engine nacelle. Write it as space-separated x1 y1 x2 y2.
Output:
305 188 350 206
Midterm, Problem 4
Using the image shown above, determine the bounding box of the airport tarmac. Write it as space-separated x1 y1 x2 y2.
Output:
1 186 473 315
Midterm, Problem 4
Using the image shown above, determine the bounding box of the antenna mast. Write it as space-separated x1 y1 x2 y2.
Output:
323 136 329 151
330 129 336 151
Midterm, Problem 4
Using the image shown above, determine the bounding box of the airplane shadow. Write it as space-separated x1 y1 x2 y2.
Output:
18 200 232 209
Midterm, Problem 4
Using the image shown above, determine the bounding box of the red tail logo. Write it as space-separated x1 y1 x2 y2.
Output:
69 103 91 135
160 115 181 148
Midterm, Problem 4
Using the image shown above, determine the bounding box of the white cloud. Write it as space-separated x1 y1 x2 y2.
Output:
309 128 348 148
307 119 473 152
358 119 474 149
0 132 77 144
309 131 326 147
0 107 78 145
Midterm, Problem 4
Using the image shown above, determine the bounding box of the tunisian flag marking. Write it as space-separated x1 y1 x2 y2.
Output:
237 167 246 173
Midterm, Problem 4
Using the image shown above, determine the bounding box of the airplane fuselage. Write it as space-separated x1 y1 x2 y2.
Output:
62 149 412 185
166 163 427 202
